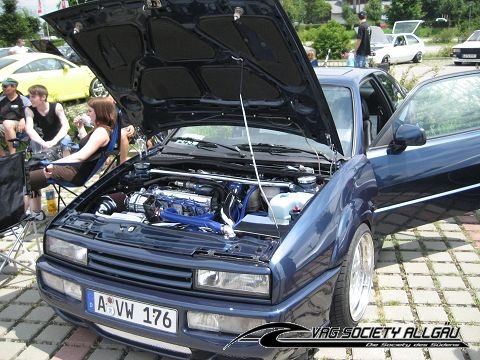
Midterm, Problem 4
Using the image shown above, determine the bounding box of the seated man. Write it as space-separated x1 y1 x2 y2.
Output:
0 78 31 156
24 84 71 154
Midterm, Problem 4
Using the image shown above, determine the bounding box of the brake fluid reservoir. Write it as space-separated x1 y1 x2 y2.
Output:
268 192 314 225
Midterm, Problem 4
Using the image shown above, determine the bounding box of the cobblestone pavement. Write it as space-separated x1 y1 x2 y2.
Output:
1 180 479 360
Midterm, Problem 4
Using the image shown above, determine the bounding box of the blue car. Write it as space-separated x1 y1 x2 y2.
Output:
36 1 480 359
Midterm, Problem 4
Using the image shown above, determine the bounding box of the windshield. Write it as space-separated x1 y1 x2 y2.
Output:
467 30 480 42
321 85 354 155
167 125 335 158
0 58 16 69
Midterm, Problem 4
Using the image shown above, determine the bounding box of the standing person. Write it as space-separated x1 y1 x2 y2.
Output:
0 78 31 156
354 11 371 68
8 39 28 55
24 85 71 154
341 48 355 67
27 97 117 220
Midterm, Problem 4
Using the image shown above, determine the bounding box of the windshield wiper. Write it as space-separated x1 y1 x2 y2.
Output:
169 137 246 157
236 143 333 160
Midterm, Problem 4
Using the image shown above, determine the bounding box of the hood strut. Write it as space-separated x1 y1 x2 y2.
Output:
236 55 280 236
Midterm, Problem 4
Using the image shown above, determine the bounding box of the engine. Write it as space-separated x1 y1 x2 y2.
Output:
92 163 322 238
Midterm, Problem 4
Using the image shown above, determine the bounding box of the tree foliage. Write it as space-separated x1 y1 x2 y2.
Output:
310 21 351 59
386 0 425 22
281 0 331 25
303 0 331 24
342 0 358 30
0 0 40 47
365 0 383 25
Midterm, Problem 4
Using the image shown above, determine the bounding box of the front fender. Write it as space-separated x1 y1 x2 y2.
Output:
270 155 377 302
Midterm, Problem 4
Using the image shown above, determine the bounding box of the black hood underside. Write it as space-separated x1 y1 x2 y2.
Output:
43 0 340 151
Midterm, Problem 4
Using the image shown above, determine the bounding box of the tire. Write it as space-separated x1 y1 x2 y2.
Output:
89 78 108 97
329 223 375 327
413 52 423 63
381 55 390 64
454 61 462 66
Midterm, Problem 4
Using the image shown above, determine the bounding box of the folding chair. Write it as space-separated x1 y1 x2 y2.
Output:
46 119 121 209
0 152 40 274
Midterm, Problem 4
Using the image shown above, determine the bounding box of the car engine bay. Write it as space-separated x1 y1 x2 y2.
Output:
81 159 326 240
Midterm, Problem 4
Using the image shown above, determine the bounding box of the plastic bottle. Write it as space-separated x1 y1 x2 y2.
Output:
46 190 57 216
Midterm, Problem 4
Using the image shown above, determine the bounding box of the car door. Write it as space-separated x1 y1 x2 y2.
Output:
391 35 409 63
367 71 480 237
14 57 88 101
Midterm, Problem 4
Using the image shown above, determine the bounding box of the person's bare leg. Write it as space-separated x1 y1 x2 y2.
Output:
2 120 17 154
30 194 42 213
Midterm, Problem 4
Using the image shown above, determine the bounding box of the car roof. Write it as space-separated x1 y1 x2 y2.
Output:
314 67 381 85
1 52 78 65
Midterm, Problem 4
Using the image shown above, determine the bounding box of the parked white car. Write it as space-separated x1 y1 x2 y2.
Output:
451 29 480 65
369 20 425 65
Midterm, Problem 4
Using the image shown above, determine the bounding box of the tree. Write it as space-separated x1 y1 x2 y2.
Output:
386 0 424 23
280 0 306 24
365 0 383 25
0 0 40 47
342 0 358 30
303 0 331 24
438 0 467 26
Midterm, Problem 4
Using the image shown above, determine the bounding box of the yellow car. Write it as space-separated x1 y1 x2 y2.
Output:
0 52 107 101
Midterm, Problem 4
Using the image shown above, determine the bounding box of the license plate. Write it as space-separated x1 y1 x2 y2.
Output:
86 289 177 333
462 54 477 58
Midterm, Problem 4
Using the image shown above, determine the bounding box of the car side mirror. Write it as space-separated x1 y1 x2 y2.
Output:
388 124 426 154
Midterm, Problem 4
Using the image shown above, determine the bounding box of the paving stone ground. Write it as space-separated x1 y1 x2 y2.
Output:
1 184 479 360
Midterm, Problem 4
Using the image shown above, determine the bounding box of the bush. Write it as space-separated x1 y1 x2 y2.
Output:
310 21 351 60
431 28 457 43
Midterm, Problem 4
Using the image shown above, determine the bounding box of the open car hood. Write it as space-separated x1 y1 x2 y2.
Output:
42 0 340 151
370 26 389 45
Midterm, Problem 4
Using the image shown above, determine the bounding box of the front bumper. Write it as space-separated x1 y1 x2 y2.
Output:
36 257 339 360
451 53 480 63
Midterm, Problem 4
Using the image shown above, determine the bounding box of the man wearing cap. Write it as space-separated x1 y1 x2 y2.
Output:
354 11 372 68
0 78 31 156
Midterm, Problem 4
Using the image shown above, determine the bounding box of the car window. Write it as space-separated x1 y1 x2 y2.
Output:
375 72 405 110
467 30 480 41
321 85 353 156
406 34 419 45
15 58 72 73
390 73 480 139
0 58 16 69
394 36 406 46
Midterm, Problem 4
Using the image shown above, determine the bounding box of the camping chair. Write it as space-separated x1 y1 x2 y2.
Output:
0 152 40 274
45 119 120 210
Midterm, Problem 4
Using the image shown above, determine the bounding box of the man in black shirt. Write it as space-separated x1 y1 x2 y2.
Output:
24 84 70 154
354 11 372 68
0 78 31 156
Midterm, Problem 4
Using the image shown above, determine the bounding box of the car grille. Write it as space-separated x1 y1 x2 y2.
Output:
459 48 480 58
88 251 193 290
